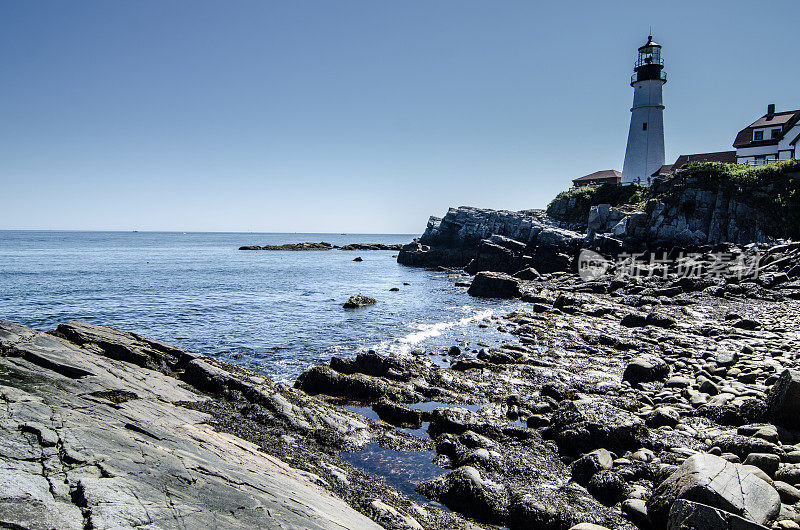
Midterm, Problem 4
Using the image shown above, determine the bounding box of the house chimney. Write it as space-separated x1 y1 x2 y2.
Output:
767 103 776 116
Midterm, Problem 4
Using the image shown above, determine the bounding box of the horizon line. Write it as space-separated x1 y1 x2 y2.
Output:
0 229 418 235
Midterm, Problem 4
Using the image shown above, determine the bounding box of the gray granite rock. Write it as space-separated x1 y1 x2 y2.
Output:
667 499 769 530
0 320 380 530
647 453 780 528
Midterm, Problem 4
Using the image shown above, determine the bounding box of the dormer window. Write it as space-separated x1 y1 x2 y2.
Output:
754 130 764 141
771 128 781 139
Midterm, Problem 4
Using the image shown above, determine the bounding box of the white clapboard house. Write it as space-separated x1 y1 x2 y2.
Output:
734 104 800 165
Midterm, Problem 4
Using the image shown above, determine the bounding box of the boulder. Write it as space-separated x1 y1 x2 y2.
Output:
623 355 670 385
646 312 676 328
372 400 422 428
647 406 681 428
713 434 783 460
415 466 508 524
767 369 800 429
571 449 614 484
513 267 542 281
343 295 377 308
621 314 648 328
467 272 522 299
647 453 780 528
546 399 650 455
587 470 628 506
666 499 769 530
294 366 387 401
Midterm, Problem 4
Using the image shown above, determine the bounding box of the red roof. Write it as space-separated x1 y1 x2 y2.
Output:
733 109 800 148
572 170 621 185
652 164 673 176
673 151 736 169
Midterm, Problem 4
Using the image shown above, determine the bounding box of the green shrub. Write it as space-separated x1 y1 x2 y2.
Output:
547 183 644 224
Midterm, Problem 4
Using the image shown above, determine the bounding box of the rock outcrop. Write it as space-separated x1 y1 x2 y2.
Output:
397 206 584 273
239 242 402 251
0 320 381 529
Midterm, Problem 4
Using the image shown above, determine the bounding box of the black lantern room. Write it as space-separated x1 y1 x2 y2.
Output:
631 35 667 86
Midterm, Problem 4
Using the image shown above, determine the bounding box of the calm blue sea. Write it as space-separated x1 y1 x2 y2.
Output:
0 231 515 381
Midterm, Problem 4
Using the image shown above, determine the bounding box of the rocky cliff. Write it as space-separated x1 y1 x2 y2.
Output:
397 206 584 273
559 161 800 249
399 162 800 275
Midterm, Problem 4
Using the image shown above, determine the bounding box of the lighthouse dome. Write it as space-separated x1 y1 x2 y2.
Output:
638 35 661 50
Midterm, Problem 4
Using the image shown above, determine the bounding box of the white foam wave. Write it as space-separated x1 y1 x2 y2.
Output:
374 308 495 356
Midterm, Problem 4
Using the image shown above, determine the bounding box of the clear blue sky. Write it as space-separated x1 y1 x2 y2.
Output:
1 1 797 233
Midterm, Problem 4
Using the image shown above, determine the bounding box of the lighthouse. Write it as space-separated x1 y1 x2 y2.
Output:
621 36 666 185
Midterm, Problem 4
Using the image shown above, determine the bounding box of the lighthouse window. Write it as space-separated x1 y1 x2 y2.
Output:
642 122 647 131
754 130 764 141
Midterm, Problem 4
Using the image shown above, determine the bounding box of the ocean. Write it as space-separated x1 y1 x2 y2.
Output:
0 231 516 382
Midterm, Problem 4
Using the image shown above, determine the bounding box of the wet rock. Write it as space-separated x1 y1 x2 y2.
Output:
330 351 405 379
513 267 541 280
647 406 681 428
372 400 423 428
623 355 670 385
699 396 766 426
416 466 508 524
732 319 761 330
507 491 625 530
428 407 495 437
621 314 648 328
451 359 486 371
546 399 650 455
541 381 574 401
343 295 376 308
713 434 783 460
646 312 676 328
339 243 404 251
767 370 800 429
467 272 522 299
571 449 614 484
294 366 387 401
647 453 780 528
367 499 424 530
587 470 628 506
239 241 334 251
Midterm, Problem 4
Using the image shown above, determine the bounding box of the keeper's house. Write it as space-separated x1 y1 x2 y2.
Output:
572 170 622 188
734 104 800 165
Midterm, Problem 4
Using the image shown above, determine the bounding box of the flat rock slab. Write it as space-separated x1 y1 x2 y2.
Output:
0 320 380 530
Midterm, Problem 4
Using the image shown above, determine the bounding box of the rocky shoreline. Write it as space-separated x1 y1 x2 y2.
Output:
4 247 800 528
4 164 800 528
290 258 800 529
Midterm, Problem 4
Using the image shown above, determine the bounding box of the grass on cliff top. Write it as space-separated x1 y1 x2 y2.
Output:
655 159 800 205
674 159 800 186
550 182 644 205
546 183 645 223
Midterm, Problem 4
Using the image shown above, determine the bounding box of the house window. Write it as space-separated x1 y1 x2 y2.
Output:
771 128 781 139
642 122 647 131
754 130 764 141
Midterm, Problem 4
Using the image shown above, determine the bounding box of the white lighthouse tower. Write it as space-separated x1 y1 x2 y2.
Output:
621 36 666 185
